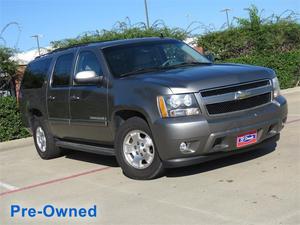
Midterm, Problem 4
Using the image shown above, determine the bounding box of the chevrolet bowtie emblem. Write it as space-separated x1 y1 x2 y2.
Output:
234 90 251 100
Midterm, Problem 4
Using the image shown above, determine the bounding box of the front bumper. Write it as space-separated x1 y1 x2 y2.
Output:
163 134 280 168
151 95 287 167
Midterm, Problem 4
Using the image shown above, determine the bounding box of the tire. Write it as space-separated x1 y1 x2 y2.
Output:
115 117 164 180
32 117 62 159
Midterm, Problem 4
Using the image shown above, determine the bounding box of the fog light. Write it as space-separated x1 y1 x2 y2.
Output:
179 142 195 154
180 142 188 151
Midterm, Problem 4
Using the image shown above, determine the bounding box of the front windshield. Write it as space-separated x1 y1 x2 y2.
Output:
103 40 211 77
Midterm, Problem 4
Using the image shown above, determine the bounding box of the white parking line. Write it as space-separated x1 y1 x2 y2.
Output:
0 181 18 191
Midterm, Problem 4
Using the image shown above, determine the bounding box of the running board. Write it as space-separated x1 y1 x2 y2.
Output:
56 140 115 156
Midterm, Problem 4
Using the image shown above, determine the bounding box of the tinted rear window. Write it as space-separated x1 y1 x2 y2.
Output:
52 53 74 87
22 58 52 89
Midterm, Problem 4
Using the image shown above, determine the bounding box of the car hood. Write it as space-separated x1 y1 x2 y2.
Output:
130 63 275 94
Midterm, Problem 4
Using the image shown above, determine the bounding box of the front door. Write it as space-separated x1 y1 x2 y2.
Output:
47 51 75 138
69 48 112 143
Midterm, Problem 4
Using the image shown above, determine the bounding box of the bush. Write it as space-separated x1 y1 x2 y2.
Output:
196 6 300 88
197 21 300 60
0 97 30 142
224 50 300 89
51 21 188 49
197 6 300 60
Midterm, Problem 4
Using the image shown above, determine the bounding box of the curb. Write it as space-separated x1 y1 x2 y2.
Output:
281 86 300 94
0 137 33 152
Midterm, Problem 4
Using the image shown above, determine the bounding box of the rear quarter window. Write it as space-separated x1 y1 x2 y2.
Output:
22 58 52 89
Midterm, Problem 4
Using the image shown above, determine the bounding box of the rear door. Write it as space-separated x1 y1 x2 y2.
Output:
47 51 75 138
68 47 112 142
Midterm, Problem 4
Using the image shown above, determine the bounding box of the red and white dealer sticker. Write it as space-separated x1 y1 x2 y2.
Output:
236 130 257 148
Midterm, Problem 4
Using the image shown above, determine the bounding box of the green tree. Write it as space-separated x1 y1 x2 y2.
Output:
51 20 188 49
196 5 300 88
197 6 300 60
0 47 18 94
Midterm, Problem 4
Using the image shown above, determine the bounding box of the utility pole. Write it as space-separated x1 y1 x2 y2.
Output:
31 34 41 55
220 8 231 29
144 0 150 29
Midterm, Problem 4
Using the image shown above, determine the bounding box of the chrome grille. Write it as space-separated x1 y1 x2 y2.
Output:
200 80 272 115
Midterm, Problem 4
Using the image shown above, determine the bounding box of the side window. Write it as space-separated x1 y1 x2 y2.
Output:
75 51 102 75
22 58 52 89
52 53 74 87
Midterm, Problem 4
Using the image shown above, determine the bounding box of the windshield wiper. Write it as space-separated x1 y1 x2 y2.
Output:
119 66 169 77
169 62 212 68
119 62 212 77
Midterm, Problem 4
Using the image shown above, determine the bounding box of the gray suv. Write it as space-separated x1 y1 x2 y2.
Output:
20 38 287 179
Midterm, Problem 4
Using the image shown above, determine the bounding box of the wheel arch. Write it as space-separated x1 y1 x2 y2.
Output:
28 107 44 127
112 108 151 133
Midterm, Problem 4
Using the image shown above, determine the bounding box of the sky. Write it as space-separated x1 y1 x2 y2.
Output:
0 0 299 52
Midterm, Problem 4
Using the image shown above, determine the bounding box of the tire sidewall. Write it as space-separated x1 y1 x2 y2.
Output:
32 118 58 159
115 117 164 180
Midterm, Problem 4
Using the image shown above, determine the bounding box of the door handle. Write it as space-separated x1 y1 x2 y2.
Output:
48 96 56 101
70 95 80 101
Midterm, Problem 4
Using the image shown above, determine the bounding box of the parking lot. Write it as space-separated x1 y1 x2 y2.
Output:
0 88 299 225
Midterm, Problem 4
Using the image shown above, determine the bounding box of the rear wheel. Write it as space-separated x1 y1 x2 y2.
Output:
115 117 164 180
32 118 62 159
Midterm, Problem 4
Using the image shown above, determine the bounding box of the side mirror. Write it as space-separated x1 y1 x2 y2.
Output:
205 53 215 62
74 71 103 85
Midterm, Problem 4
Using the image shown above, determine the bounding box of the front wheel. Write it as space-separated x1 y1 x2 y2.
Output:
32 118 62 159
115 117 164 180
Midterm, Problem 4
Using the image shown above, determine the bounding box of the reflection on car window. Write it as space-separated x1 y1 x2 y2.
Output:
76 51 102 75
52 53 74 87
23 58 52 89
103 41 210 77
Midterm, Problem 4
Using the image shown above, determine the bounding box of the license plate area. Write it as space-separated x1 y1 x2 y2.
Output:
236 130 257 148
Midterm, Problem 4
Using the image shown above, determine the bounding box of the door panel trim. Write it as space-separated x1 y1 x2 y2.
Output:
70 119 107 127
48 118 70 124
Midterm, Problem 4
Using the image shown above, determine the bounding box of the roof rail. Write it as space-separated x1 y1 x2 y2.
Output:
34 39 116 59
34 37 169 60
34 42 87 59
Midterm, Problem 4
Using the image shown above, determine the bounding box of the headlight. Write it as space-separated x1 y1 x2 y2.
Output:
157 94 200 118
272 77 281 98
